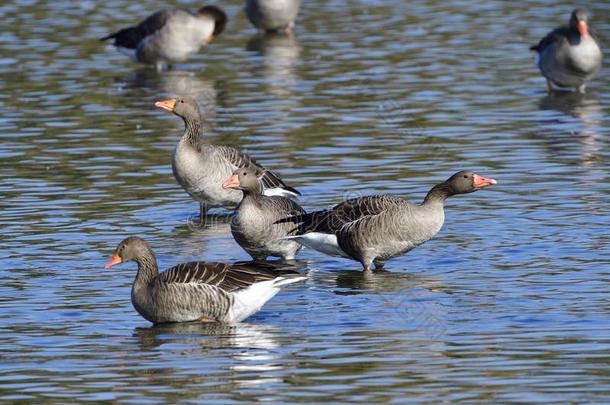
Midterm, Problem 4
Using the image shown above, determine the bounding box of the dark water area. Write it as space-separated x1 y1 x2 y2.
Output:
1 0 609 402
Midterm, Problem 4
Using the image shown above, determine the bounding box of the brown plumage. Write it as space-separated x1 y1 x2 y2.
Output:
223 166 305 261
279 171 497 271
104 237 306 324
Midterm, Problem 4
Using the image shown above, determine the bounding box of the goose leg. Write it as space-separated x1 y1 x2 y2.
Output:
361 258 373 272
373 259 385 271
577 84 586 94
198 203 209 225
546 79 554 93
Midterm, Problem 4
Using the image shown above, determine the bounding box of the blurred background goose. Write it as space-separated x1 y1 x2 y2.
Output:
531 8 602 93
101 5 227 70
245 0 300 34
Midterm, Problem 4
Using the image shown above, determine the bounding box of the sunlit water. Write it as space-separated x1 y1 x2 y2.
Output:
1 0 609 402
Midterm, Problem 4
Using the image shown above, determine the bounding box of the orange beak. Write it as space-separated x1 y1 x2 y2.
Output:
222 174 240 189
154 99 177 112
578 20 588 37
203 35 214 45
473 174 497 189
104 253 122 269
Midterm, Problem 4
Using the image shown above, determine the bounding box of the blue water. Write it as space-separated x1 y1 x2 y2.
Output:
1 0 609 402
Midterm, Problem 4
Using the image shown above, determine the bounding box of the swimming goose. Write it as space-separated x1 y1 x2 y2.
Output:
280 171 497 271
223 166 305 261
101 5 227 70
245 0 300 34
154 97 300 220
531 8 602 93
104 237 306 324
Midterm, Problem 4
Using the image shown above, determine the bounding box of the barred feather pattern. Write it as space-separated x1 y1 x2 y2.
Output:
128 247 294 324
335 201 443 266
232 192 306 260
215 145 300 195
279 194 445 270
286 195 406 235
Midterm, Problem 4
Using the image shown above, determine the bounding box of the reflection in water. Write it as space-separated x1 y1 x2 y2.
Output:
331 269 443 294
134 322 281 351
172 212 233 235
537 93 604 166
134 322 284 386
246 33 301 99
3 0 610 401
125 69 218 113
306 268 448 340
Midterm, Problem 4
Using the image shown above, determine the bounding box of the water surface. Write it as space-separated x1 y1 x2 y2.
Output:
1 0 609 402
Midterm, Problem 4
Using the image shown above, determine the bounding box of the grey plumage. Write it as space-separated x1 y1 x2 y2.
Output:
105 237 306 324
224 167 305 261
101 5 227 70
280 171 497 271
155 97 299 219
531 8 602 93
245 0 300 33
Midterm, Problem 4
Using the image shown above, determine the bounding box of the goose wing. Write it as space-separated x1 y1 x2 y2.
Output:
157 261 288 292
101 9 174 49
215 145 300 195
281 195 406 234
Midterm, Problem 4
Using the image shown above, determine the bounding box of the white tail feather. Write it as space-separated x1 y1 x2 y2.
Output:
228 275 306 323
284 233 349 258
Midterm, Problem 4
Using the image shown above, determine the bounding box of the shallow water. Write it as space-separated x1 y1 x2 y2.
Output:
1 0 610 402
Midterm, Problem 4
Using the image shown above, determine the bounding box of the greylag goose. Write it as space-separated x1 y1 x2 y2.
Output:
101 5 227 71
223 166 305 261
531 8 602 93
154 97 300 220
104 237 306 324
280 171 497 271
245 0 300 34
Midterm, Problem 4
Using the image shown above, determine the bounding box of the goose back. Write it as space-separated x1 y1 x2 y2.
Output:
232 194 305 260
133 261 292 323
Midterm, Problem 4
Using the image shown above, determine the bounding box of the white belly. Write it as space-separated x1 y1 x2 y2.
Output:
288 232 349 258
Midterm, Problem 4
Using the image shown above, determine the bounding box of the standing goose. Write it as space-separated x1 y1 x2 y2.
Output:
280 171 497 271
101 5 227 71
245 0 301 34
531 8 602 93
104 237 306 324
154 97 300 220
223 166 305 261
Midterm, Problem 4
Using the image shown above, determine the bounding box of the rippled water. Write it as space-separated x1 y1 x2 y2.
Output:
1 0 609 402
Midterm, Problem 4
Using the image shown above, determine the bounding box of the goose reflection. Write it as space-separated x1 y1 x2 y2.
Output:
134 322 282 351
537 92 604 166
306 268 447 338
125 68 218 114
313 268 444 294
246 32 302 99
133 322 286 386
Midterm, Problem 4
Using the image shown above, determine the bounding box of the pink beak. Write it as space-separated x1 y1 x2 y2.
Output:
473 174 497 189
223 174 240 189
578 20 588 38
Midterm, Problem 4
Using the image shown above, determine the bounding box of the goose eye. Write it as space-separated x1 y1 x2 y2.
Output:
463 174 468 179
243 172 247 175
180 100 184 104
